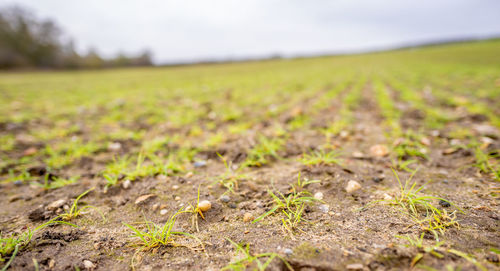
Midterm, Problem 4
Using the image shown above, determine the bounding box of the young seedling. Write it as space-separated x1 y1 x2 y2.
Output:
124 209 203 251
393 132 429 160
33 174 79 190
300 149 343 167
362 169 462 239
103 173 118 187
396 233 445 268
4 169 32 184
243 136 284 167
1 219 76 269
447 249 487 271
125 152 156 181
58 188 105 222
44 140 100 169
150 153 185 176
472 145 500 181
124 209 205 269
418 209 460 241
388 169 460 219
213 153 248 195
391 158 418 173
252 174 321 235
186 186 212 232
221 239 292 271
281 203 307 236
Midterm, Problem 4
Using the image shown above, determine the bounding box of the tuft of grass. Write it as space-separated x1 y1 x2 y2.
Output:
252 174 321 235
447 249 487 271
124 208 205 270
389 169 461 219
418 209 460 241
124 152 158 181
373 79 402 137
213 153 248 195
58 188 105 222
124 209 203 251
3 169 32 184
393 131 429 160
221 239 293 271
396 233 444 267
300 149 342 167
33 174 79 190
102 150 189 188
1 219 76 268
44 140 100 170
185 185 210 232
243 136 284 167
472 145 500 181
103 173 118 187
362 169 462 239
391 158 418 173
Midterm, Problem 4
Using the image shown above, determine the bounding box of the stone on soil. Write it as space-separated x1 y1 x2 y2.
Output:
243 212 254 222
314 192 324 200
346 263 364 270
345 180 361 193
370 144 389 157
122 179 131 189
134 194 157 205
193 160 207 167
83 260 96 270
220 195 230 203
47 199 66 210
319 204 329 213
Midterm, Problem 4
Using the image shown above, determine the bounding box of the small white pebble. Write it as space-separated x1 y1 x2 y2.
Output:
108 142 122 151
369 144 389 157
314 192 324 200
352 151 364 158
172 185 179 190
160 209 168 215
122 179 131 189
284 248 293 256
47 199 66 211
175 196 181 201
346 263 364 270
319 204 329 213
345 180 361 193
383 193 393 201
83 260 96 270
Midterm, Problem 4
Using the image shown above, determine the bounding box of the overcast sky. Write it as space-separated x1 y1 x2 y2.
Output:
2 0 500 64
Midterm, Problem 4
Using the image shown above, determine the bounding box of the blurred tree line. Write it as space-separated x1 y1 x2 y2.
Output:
0 6 153 69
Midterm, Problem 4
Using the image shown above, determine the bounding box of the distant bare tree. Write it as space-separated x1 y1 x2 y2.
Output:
0 6 63 68
0 5 154 70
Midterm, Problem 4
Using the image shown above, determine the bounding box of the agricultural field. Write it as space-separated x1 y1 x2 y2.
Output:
0 40 499 271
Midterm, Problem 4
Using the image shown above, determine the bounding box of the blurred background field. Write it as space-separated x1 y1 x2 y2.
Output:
1 2 500 271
